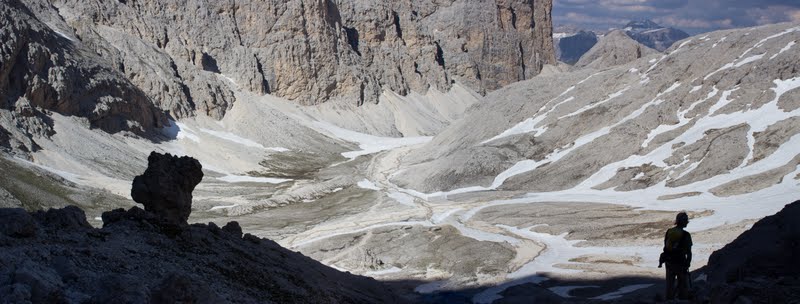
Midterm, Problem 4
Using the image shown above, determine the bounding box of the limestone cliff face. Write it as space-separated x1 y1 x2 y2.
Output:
47 0 554 111
0 0 167 152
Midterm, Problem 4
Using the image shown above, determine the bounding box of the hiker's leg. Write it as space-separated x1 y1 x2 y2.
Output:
665 266 676 300
677 270 689 300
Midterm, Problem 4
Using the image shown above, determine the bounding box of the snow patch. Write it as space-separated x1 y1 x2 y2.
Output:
312 121 432 159
170 122 201 143
470 225 662 303
642 86 720 148
218 175 292 184
558 87 629 120
552 32 572 39
707 87 738 116
770 41 796 59
365 267 402 276
711 36 727 48
198 128 265 149
209 204 239 211
387 191 416 207
357 179 381 190
481 84 580 144
734 53 765 68
46 23 77 42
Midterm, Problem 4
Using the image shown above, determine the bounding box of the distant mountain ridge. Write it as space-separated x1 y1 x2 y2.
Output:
623 19 690 51
622 19 663 32
554 19 690 64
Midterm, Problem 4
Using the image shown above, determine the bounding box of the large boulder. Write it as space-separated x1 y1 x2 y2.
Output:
130 152 203 226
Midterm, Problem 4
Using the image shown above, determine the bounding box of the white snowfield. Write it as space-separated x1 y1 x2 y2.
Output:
217 175 291 184
311 120 432 160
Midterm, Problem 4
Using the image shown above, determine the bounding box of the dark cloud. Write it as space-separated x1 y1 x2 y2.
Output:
553 0 800 34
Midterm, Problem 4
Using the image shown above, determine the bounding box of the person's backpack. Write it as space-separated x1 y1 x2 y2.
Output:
658 227 686 267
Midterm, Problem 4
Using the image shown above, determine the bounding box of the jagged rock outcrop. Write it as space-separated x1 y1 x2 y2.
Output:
41 0 554 108
130 152 203 226
698 200 800 303
575 30 658 69
0 0 168 152
0 152 398 303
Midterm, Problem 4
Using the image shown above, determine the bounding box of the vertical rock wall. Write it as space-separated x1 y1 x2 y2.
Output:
44 0 554 115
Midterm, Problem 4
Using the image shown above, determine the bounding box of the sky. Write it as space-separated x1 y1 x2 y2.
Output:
553 0 800 34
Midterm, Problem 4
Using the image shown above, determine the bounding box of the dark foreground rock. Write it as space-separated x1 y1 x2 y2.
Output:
0 152 398 303
695 199 800 303
0 205 398 303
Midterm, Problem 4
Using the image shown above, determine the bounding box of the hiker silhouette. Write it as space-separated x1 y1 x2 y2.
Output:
659 212 693 300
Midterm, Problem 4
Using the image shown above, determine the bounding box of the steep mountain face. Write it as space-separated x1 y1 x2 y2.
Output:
0 0 556 155
43 0 554 109
393 22 800 202
624 19 690 52
575 30 658 69
556 30 598 64
0 0 168 153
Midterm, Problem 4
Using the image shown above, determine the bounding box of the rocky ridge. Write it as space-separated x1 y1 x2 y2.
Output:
575 30 658 69
0 152 397 303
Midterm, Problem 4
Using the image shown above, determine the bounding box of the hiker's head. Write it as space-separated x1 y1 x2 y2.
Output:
675 212 689 227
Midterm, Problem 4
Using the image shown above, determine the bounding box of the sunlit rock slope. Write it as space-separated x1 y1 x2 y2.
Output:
394 22 800 210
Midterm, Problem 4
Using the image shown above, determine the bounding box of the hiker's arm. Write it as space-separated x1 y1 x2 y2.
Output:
685 233 693 270
686 250 692 269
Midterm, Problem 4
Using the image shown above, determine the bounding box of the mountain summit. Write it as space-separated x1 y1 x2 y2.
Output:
623 19 690 51
623 19 663 32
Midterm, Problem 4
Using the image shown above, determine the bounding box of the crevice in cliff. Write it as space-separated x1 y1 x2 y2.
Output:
511 7 517 29
169 61 196 111
518 41 526 78
392 11 403 41
344 27 361 56
358 82 365 106
230 4 243 46
255 55 270 94
435 42 445 68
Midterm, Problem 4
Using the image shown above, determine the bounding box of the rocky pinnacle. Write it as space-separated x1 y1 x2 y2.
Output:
130 152 203 226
